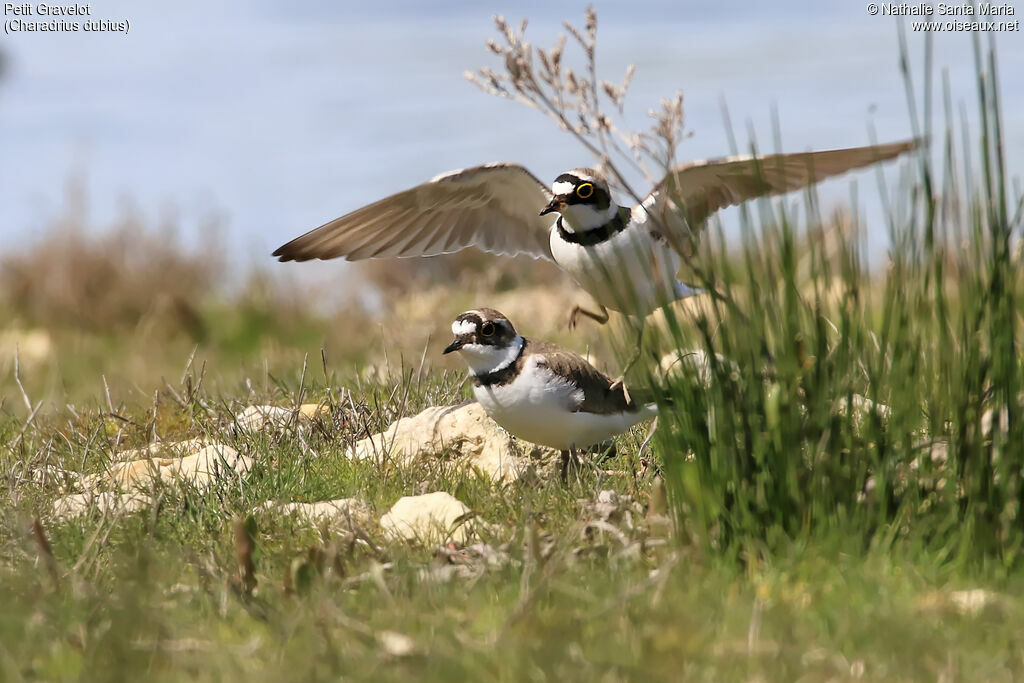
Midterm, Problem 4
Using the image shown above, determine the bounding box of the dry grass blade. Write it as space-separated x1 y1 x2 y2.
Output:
32 517 60 587
233 516 257 596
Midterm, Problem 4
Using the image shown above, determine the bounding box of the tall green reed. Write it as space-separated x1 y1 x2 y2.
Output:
655 34 1021 565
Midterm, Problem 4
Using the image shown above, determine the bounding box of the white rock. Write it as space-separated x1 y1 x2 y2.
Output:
48 434 253 521
380 491 475 546
376 631 416 657
348 402 557 483
235 403 330 433
107 444 251 490
260 498 372 529
112 437 213 462
51 491 150 520
949 588 999 616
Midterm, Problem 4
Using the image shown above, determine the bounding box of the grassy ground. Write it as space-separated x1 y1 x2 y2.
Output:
3 32 1024 683
4 364 1024 682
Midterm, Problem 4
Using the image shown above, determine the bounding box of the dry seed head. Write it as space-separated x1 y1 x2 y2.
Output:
622 64 635 90
563 21 585 48
551 35 565 71
538 48 552 75
504 53 522 82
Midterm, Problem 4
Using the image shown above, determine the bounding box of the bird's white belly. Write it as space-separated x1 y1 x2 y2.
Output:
472 358 654 450
549 221 682 315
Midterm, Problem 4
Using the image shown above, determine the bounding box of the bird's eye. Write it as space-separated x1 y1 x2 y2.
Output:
480 322 495 337
576 183 594 199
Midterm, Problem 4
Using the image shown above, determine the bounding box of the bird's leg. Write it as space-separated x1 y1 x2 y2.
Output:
610 320 646 405
560 447 581 484
568 304 609 330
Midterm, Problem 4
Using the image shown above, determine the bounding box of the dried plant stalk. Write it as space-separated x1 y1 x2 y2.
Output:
465 6 691 206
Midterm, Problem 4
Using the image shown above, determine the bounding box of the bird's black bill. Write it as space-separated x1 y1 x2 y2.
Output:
539 196 565 216
443 339 464 354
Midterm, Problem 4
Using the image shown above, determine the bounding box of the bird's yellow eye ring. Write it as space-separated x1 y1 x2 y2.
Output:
576 183 594 199
480 322 495 337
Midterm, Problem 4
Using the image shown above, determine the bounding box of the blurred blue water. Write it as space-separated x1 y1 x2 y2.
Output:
0 1 1021 280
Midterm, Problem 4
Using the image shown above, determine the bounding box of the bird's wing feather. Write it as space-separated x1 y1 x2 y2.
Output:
273 163 555 262
529 340 637 416
639 139 920 257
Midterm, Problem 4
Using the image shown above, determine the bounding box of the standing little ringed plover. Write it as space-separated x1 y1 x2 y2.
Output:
443 308 658 469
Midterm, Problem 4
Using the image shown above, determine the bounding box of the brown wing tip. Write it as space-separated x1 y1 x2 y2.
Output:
272 245 296 262
272 242 316 262
882 137 926 156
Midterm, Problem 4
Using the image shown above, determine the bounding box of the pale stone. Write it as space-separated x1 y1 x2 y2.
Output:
107 444 251 489
236 403 331 433
51 491 150 520
112 438 212 462
50 441 252 520
298 403 330 420
376 631 416 657
380 491 474 546
348 402 557 483
949 588 1000 616
260 498 373 529
236 405 296 432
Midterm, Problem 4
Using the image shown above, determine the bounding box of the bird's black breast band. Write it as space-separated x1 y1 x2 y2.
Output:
555 211 628 246
473 341 527 387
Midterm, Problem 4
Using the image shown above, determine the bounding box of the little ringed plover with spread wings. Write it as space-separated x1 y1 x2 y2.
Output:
274 140 919 327
443 308 658 477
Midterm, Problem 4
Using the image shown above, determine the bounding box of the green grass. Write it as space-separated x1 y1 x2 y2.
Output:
652 33 1024 568
4 379 1024 682
2 29 1023 683
3 355 1024 681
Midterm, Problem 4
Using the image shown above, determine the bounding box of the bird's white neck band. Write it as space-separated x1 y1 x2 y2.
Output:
460 336 524 377
560 203 620 232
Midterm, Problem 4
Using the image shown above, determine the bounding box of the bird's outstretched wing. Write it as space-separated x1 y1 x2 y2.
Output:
638 139 920 256
274 163 555 262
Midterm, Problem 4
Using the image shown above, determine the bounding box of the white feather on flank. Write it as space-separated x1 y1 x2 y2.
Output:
552 181 575 196
451 320 477 336
472 355 659 451
458 337 524 377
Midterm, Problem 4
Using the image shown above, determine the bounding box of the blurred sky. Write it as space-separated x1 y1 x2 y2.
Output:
0 0 1022 281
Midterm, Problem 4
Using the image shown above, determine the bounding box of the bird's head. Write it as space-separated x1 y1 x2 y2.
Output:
540 169 617 231
443 308 522 376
